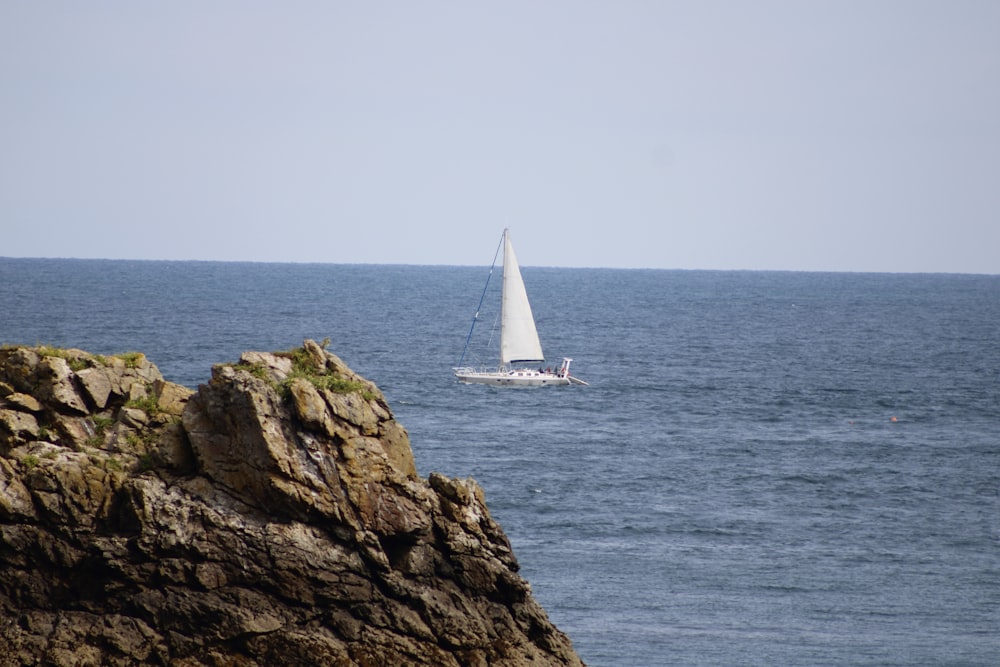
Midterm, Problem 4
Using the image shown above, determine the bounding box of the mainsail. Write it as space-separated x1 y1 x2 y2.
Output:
500 229 545 364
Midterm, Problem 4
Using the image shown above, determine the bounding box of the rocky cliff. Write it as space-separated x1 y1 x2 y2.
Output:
0 341 584 666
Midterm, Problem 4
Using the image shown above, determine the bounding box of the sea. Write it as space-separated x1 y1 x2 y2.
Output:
2 257 998 666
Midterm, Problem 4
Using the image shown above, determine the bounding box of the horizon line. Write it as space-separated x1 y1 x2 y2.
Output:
1 255 996 277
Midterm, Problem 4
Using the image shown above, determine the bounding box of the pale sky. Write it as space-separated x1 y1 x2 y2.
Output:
2 1 998 273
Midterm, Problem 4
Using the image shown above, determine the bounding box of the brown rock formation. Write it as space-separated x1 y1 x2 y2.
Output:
0 341 584 666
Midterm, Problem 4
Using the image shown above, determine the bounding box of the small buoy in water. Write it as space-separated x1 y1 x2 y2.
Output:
890 416 898 422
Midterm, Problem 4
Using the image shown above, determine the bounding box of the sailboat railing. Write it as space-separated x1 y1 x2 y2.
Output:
457 231 505 368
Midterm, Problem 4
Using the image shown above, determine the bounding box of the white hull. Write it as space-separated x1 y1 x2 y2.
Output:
453 367 573 387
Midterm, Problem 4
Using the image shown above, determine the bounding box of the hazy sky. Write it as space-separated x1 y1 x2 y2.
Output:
2 2 998 273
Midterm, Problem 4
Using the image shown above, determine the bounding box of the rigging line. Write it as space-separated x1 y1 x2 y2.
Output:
457 231 505 367
486 311 500 351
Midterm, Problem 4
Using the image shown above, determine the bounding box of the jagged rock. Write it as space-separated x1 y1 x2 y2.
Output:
4 393 42 413
49 412 95 450
153 379 194 416
102 355 163 402
2 348 39 394
0 409 40 444
0 342 585 666
155 420 195 473
239 351 293 383
35 356 89 414
76 366 113 409
0 458 36 520
381 418 419 480
119 406 149 429
288 377 335 435
324 389 381 436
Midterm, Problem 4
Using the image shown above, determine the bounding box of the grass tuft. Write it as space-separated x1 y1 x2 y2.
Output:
125 393 160 416
115 352 145 368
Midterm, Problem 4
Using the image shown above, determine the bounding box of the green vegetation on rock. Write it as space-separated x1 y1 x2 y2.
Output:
124 393 160 416
236 344 375 401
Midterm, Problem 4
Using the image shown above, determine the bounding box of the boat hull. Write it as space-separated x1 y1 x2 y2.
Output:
453 368 573 387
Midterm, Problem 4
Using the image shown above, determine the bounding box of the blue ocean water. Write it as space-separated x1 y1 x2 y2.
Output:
2 257 998 666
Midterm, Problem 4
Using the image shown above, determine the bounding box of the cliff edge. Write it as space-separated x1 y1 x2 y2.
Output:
0 340 584 666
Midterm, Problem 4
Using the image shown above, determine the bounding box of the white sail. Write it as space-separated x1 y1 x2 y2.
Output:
500 229 545 364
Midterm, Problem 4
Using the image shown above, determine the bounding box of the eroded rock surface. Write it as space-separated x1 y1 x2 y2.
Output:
0 341 584 666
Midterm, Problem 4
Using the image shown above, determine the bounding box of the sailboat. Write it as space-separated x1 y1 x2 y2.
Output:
453 228 587 387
